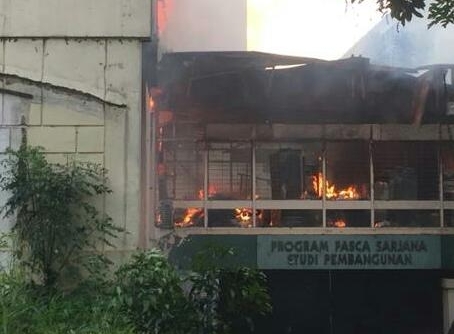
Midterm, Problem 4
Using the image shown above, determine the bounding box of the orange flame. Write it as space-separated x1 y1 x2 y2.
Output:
176 207 204 227
176 186 217 227
312 172 359 200
176 185 263 228
197 185 217 199
235 208 252 222
234 208 262 227
157 0 173 36
331 218 346 228
145 85 155 113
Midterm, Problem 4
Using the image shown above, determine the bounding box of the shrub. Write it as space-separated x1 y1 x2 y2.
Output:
114 249 197 334
217 268 272 334
189 246 272 334
0 271 133 334
0 145 122 287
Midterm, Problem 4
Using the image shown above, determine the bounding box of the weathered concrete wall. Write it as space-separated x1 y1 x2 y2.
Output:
0 74 139 256
0 0 151 38
0 0 150 257
0 91 31 234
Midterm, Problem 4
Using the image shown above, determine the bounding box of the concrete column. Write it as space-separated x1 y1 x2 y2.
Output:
442 279 454 333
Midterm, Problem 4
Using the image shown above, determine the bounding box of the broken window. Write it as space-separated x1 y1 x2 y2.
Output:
373 142 439 200
255 142 322 200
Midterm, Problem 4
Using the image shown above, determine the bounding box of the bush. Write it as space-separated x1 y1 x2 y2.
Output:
217 268 272 333
114 249 197 334
0 145 122 287
0 145 272 334
114 248 272 334
189 246 272 334
0 271 133 334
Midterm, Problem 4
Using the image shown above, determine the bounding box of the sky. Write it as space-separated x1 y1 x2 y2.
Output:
247 0 383 60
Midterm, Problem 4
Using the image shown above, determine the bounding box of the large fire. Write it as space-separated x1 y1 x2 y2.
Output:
312 172 359 200
176 174 359 227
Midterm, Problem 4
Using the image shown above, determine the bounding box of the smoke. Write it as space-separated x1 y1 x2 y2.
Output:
158 0 247 54
345 14 454 67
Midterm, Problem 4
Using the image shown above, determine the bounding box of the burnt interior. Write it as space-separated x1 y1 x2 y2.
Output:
155 51 454 229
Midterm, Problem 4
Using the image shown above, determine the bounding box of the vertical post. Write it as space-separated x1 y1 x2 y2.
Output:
143 101 152 247
229 142 233 194
252 140 257 227
442 279 454 333
204 147 209 228
370 140 375 228
150 101 157 234
439 135 445 227
172 121 177 199
322 145 327 228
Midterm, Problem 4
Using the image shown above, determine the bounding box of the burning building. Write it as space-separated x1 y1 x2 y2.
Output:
151 51 454 333
154 52 454 229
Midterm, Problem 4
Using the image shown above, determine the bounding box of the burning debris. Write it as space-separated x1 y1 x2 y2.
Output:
312 172 360 200
174 187 263 228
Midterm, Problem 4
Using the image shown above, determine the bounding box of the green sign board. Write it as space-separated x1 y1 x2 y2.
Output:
257 235 441 269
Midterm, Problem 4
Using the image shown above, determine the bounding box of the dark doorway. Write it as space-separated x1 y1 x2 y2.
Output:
256 270 442 334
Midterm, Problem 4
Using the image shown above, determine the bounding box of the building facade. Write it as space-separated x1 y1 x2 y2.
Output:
0 0 151 261
154 51 454 334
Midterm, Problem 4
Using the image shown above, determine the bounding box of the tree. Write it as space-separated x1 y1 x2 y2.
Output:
352 0 454 27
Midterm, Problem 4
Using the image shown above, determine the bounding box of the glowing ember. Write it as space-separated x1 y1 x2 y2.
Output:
176 186 263 227
198 185 217 200
235 208 253 227
234 208 262 227
235 208 251 222
145 85 155 112
312 172 359 200
331 218 346 228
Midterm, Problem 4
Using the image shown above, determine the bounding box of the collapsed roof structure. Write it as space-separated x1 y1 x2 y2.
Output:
158 51 454 125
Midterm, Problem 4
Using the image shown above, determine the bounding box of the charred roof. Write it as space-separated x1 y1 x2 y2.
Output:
157 51 454 124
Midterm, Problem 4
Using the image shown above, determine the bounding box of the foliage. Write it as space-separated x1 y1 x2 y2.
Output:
1 241 271 334
0 234 6 249
352 0 454 27
189 245 272 334
114 249 197 334
217 268 272 334
0 145 122 287
188 268 222 334
114 247 272 334
0 144 272 333
0 270 133 334
0 233 8 272
428 0 454 27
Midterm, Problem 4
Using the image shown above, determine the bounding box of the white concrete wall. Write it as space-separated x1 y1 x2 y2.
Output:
0 74 139 255
0 92 30 230
0 0 151 38
0 92 29 269
0 0 150 255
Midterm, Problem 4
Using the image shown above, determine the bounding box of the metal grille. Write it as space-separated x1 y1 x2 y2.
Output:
374 142 439 200
208 143 251 199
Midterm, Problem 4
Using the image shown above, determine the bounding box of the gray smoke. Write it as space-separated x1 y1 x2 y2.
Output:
345 13 454 67
158 0 246 54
